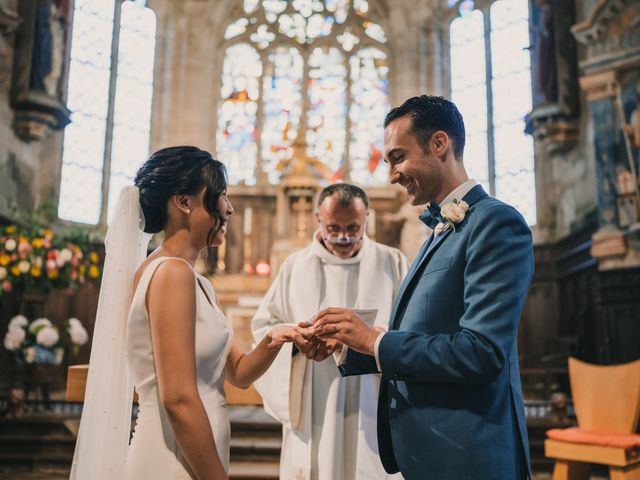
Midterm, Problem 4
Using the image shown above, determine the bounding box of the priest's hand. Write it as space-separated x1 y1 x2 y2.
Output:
309 308 379 356
294 332 342 362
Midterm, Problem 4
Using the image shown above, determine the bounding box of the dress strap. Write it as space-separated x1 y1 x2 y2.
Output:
130 256 195 307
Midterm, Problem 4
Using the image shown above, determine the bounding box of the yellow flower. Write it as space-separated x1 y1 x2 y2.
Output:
47 269 59 279
31 266 42 277
5 226 16 234
0 254 9 266
32 238 44 248
90 251 99 263
11 265 20 276
42 229 53 239
19 235 28 244
88 265 100 278
79 265 86 275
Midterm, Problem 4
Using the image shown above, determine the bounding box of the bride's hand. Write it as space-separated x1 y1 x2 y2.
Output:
265 324 302 350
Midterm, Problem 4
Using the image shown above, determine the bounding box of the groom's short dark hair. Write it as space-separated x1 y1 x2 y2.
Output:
317 183 369 210
384 95 466 160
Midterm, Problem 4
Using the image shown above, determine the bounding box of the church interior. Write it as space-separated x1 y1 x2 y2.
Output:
0 0 639 478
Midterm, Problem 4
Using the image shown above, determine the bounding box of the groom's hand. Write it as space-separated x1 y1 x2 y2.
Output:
310 308 378 356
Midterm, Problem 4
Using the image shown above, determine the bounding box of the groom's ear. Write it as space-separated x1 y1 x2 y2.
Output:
430 131 449 159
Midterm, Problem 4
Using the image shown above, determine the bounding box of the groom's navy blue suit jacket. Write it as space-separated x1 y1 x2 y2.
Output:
340 185 533 479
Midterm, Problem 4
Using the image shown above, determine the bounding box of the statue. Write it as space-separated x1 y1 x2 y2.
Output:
616 169 640 228
623 80 640 149
30 0 66 97
533 0 558 104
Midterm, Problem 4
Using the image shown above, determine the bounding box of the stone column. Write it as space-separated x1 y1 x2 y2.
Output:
149 0 223 152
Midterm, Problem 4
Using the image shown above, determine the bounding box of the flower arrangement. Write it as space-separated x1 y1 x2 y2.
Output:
0 224 102 296
3 314 89 365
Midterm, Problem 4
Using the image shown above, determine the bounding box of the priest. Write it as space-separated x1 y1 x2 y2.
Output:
252 183 407 480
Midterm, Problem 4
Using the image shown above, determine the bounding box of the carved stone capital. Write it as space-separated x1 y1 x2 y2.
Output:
579 71 618 101
527 105 580 155
572 0 634 46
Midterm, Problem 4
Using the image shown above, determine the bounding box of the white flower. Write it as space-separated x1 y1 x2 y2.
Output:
441 203 465 223
29 318 52 334
67 317 82 328
440 199 470 227
9 315 28 330
69 324 89 346
3 328 25 351
0 266 6 280
59 248 73 264
36 326 59 347
34 257 43 268
5 238 16 251
46 259 57 271
18 260 30 273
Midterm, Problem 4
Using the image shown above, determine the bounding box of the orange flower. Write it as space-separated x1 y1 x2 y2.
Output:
47 269 59 279
31 266 42 277
11 265 20 276
88 265 100 278
90 251 99 264
32 238 44 248
0 254 9 266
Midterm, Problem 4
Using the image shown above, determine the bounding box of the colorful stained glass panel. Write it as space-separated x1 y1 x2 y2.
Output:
216 43 262 185
349 47 389 185
261 47 304 183
307 47 347 179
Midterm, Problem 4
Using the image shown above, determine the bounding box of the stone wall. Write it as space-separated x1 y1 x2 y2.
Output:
0 0 64 221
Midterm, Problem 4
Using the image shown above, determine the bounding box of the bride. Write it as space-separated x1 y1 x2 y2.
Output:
70 146 308 480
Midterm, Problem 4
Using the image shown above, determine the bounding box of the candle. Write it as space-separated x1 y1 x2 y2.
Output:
216 240 226 273
367 209 376 238
243 207 253 236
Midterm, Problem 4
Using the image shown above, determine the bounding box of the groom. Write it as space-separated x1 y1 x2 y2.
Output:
311 95 533 479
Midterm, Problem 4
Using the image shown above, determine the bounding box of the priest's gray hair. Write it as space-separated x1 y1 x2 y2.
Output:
317 183 369 210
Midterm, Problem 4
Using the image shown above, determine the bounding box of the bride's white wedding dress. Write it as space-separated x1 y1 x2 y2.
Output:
125 256 233 479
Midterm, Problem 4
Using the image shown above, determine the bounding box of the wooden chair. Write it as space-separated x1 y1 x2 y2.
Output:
545 357 640 480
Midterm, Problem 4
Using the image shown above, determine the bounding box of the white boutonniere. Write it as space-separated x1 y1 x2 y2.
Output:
438 199 469 233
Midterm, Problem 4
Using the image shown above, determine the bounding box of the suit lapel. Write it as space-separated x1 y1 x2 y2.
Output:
389 184 488 330
387 234 434 328
390 228 452 330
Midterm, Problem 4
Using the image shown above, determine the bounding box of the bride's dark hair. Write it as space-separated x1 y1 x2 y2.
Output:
134 146 228 245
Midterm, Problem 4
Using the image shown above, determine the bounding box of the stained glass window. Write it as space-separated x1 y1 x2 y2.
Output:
449 0 536 225
58 0 156 225
218 0 389 186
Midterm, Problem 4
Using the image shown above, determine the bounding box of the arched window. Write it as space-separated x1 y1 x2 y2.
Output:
217 0 389 186
448 0 536 225
57 0 156 225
